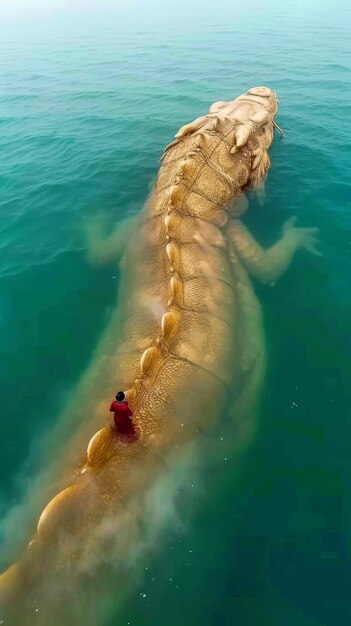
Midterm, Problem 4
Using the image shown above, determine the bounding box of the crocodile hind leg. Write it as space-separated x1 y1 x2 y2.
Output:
222 233 266 459
227 340 266 456
206 263 265 496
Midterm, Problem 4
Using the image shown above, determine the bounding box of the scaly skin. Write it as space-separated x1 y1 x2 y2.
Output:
0 86 319 624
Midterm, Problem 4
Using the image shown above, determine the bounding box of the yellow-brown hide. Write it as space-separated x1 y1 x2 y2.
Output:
0 87 278 616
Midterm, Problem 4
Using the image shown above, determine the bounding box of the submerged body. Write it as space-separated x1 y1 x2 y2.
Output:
0 86 318 624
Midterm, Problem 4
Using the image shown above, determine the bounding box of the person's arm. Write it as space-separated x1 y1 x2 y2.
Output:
124 403 133 418
227 217 320 284
109 402 116 412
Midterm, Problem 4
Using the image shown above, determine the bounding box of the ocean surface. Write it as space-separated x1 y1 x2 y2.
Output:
1 1 351 624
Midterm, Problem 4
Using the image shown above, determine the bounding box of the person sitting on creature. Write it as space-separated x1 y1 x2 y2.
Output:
110 391 137 442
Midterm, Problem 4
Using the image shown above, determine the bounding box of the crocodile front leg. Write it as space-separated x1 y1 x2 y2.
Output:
227 216 320 284
84 214 138 267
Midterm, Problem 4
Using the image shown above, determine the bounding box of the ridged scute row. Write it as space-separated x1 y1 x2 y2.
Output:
161 115 214 158
119 128 217 441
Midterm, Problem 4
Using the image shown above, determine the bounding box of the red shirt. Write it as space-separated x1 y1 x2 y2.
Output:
109 400 137 441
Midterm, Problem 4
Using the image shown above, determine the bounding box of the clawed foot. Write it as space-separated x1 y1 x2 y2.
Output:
283 216 321 256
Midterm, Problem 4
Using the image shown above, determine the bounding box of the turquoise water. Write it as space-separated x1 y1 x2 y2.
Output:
1 1 351 624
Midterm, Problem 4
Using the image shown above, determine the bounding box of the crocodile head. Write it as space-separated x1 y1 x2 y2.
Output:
209 85 279 144
210 86 281 213
235 87 282 156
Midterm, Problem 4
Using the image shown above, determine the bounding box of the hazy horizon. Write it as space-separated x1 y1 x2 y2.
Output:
1 0 350 27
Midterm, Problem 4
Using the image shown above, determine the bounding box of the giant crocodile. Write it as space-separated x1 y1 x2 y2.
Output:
0 86 319 624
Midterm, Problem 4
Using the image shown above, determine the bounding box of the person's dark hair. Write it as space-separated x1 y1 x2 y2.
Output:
116 391 125 402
